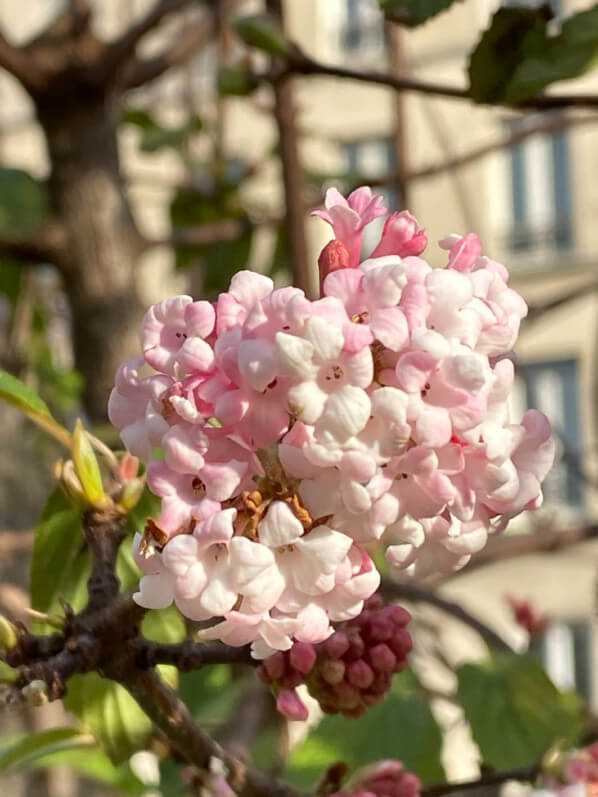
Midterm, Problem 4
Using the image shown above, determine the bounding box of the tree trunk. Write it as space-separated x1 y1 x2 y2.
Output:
37 92 144 423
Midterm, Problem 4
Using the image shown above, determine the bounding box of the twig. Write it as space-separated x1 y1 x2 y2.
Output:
123 15 214 88
421 763 540 796
380 578 513 651
444 522 598 579
102 0 197 77
288 51 598 111
266 0 315 299
135 638 254 669
116 667 309 797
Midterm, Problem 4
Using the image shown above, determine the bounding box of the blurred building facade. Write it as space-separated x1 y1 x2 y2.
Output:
1 0 598 783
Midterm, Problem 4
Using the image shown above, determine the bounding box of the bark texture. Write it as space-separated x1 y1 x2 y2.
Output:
38 93 144 422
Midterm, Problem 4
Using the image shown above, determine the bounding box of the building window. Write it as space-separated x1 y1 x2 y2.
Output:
507 115 572 252
345 137 397 254
341 0 386 57
530 621 593 705
512 359 583 517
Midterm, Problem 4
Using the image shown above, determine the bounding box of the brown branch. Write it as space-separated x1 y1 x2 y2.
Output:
287 51 598 111
421 763 540 796
266 1 315 299
135 638 254 669
123 15 214 89
81 508 129 612
0 221 66 267
115 667 309 797
355 113 595 191
526 280 598 322
102 0 197 77
0 31 44 89
380 578 513 651
445 523 598 579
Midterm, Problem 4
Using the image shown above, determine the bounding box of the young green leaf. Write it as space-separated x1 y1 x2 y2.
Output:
30 487 90 627
468 6 550 103
0 368 71 447
72 419 106 506
233 14 291 57
380 0 463 28
64 675 152 765
286 671 444 787
0 728 93 775
456 652 583 770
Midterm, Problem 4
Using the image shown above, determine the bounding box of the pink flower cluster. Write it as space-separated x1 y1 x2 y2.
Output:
109 185 554 657
331 760 421 797
259 595 412 720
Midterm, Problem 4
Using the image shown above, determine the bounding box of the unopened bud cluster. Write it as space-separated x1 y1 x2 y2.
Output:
258 596 412 719
331 760 421 797
109 185 554 656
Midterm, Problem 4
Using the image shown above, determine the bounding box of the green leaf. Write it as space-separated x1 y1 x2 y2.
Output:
0 728 93 775
468 6 551 103
123 108 203 153
506 5 598 103
30 487 90 626
218 64 260 96
456 652 584 770
169 184 252 296
467 5 598 103
178 665 248 728
0 368 71 446
72 419 105 504
233 14 290 56
64 674 152 765
287 672 444 787
380 0 463 27
34 746 145 794
0 167 48 237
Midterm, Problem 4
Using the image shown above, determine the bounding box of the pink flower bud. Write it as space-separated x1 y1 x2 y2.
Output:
389 628 413 658
346 633 365 660
387 605 411 626
276 688 308 721
371 210 427 259
324 631 350 659
263 651 286 681
368 643 397 673
321 658 346 685
318 240 351 294
332 681 361 710
347 660 375 689
290 642 317 675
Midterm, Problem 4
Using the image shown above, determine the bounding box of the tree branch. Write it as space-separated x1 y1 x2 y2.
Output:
115 667 308 797
281 49 598 111
266 1 315 299
123 15 214 89
135 638 254 669
444 522 598 579
380 578 513 651
421 763 540 796
0 31 43 89
0 222 66 267
102 0 197 77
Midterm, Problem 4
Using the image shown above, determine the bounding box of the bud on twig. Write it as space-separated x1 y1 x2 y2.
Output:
0 614 18 656
0 660 19 685
72 419 110 507
55 459 88 510
22 679 49 706
117 476 146 511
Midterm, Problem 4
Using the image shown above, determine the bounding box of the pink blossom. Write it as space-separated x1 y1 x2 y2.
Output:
110 184 554 656
313 187 387 267
371 210 427 258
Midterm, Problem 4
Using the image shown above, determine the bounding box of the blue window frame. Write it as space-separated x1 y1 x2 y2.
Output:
507 115 572 252
517 358 582 510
